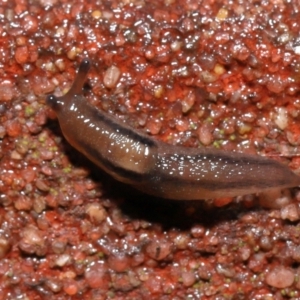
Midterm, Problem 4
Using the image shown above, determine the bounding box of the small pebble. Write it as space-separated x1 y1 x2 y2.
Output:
265 266 294 288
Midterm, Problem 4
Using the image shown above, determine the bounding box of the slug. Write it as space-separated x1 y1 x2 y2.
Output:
46 58 300 200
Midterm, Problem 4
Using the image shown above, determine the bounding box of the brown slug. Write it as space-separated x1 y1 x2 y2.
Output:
46 58 300 200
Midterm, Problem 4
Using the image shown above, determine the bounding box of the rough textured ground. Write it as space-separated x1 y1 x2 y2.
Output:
1 0 300 299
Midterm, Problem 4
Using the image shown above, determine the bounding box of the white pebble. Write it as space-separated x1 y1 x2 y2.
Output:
266 266 294 288
274 107 288 130
103 65 121 88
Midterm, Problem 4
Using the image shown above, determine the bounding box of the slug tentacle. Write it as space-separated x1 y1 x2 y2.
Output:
46 59 300 200
67 58 91 96
47 58 91 114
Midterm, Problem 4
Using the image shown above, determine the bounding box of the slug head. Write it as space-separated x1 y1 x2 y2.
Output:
46 94 63 113
46 58 91 113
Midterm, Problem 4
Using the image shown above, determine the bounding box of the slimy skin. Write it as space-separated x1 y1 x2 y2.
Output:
46 59 300 200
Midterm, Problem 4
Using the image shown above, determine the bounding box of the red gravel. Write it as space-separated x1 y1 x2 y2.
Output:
1 0 300 299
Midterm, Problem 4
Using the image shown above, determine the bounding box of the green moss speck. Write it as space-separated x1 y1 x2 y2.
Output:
5 270 14 277
50 188 58 196
205 117 213 123
38 135 47 143
190 122 197 130
281 289 287 296
63 166 72 173
289 290 297 297
31 151 40 159
107 291 115 298
213 140 222 148
253 245 260 252
25 105 35 117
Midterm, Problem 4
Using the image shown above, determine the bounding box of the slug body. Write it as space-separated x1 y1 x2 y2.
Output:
46 59 300 200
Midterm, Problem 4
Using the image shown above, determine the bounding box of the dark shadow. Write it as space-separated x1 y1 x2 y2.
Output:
116 190 248 230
